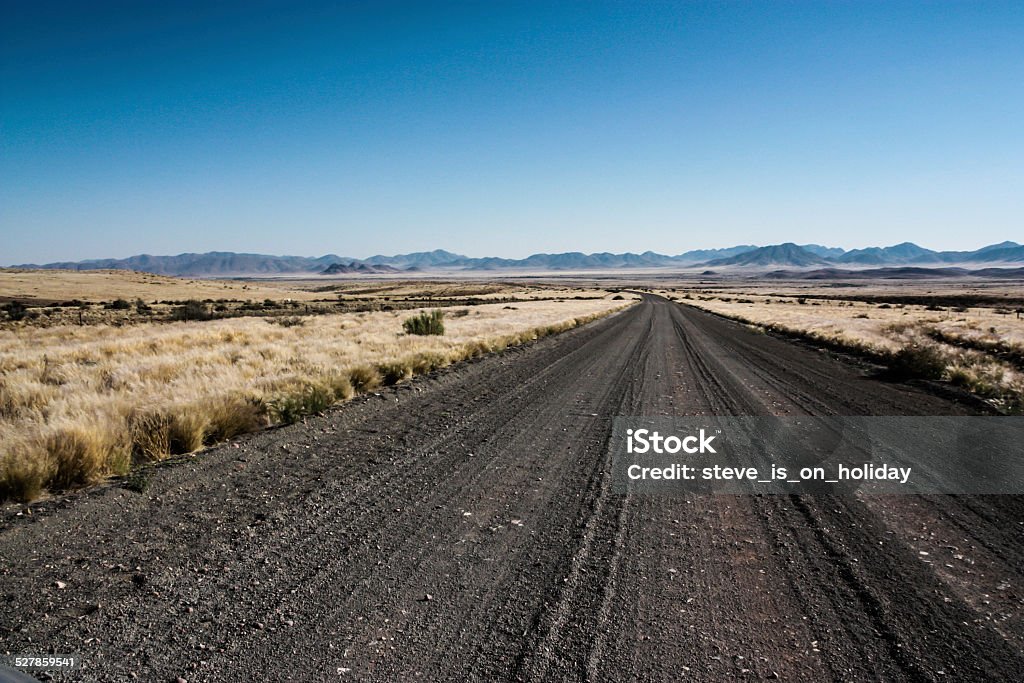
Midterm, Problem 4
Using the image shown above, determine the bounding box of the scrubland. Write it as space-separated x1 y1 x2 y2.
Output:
0 270 614 327
666 284 1024 412
0 297 629 502
0 268 324 303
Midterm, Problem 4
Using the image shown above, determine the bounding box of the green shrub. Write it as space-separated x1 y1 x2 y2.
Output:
171 300 213 321
887 343 947 380
2 301 28 321
106 299 132 310
403 310 445 336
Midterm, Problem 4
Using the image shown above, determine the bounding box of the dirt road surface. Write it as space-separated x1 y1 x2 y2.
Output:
2 295 1022 681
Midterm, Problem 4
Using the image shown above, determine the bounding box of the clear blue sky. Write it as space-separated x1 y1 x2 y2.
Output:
2 1 1022 263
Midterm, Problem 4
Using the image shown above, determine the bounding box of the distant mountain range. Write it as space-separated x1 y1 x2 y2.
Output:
11 241 1023 275
763 266 1024 280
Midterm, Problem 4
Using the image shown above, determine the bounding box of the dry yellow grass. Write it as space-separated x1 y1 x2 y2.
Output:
0 268 324 303
669 289 1024 411
0 270 622 331
0 269 613 305
0 298 630 502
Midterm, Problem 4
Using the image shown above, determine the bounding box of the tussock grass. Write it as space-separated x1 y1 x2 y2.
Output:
403 310 445 336
348 365 382 392
46 420 131 490
0 432 51 502
0 299 629 501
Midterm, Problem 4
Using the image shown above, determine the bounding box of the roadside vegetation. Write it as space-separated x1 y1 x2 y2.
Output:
0 297 630 503
669 287 1024 413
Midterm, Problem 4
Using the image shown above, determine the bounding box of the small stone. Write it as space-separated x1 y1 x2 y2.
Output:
55 580 67 589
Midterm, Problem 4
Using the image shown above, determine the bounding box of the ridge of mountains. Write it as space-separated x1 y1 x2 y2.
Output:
11 242 1023 276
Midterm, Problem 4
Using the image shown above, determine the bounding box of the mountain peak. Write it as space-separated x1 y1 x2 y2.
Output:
702 243 829 268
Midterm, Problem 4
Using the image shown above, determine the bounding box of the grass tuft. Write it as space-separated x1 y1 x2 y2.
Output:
378 360 414 385
348 365 382 392
269 383 333 424
45 419 130 490
0 436 52 502
403 310 445 336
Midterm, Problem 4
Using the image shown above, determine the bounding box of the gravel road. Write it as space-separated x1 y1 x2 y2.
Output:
2 295 1022 682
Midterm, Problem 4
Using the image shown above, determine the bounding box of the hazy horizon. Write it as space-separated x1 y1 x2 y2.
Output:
3 1 1022 264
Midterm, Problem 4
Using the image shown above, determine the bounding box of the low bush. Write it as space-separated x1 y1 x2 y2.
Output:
886 343 948 380
2 301 29 321
403 310 445 336
106 299 132 310
171 300 213 322
267 316 305 327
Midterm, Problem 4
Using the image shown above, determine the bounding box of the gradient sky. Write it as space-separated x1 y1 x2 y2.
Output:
2 1 1022 263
